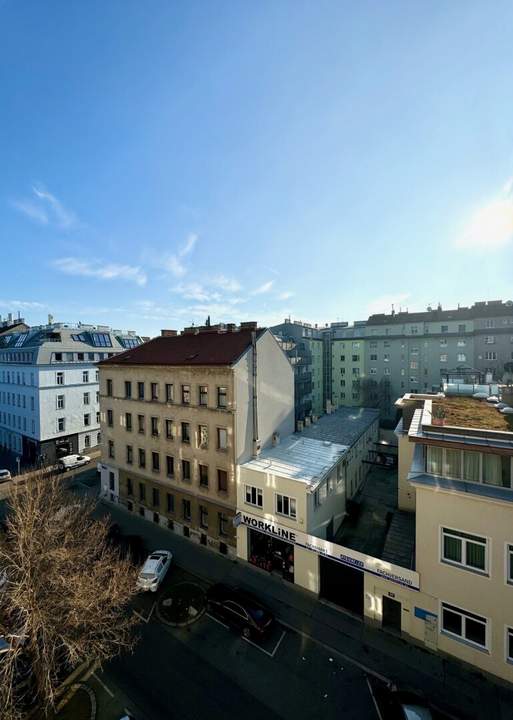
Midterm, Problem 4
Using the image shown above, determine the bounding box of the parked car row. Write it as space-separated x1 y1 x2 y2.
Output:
0 453 91 485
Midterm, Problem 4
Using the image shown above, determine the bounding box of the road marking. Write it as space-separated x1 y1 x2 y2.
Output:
271 629 286 658
365 676 384 720
92 671 115 698
133 599 157 624
206 612 230 630
278 620 391 684
242 628 286 658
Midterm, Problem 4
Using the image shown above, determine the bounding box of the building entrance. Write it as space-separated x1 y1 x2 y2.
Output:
382 596 402 634
319 556 364 616
248 528 294 582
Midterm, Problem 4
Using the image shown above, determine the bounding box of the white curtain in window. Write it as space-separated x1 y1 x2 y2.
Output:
444 449 461 479
463 451 480 483
482 454 501 486
427 446 443 475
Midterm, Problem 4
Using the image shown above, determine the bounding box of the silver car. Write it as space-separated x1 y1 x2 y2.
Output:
0 469 11 483
136 550 173 592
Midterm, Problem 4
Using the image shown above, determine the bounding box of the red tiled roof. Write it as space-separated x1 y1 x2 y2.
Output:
99 329 266 367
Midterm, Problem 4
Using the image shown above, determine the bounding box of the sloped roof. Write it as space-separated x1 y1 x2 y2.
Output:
99 328 266 367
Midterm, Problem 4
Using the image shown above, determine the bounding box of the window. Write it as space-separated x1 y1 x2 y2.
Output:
138 382 145 400
352 341 360 349
138 448 146 468
106 379 113 396
181 422 190 444
56 372 64 386
151 382 159 400
217 386 227 408
352 367 360 376
276 493 297 519
441 528 487 573
340 355 345 361
217 469 228 492
218 512 228 536
199 505 208 529
126 445 133 464
138 414 145 434
410 361 418 369
166 455 174 477
57 395 65 409
138 482 146 502
484 336 495 344
82 391 90 406
165 419 173 439
410 325 418 334
485 351 497 361
126 412 132 431
441 602 487 650
383 354 389 362
182 460 191 482
507 628 513 663
439 338 448 347
443 448 461 478
441 325 448 333
182 499 191 521
82 371 89 383
198 424 208 448
507 545 513 585
84 413 90 427
199 464 209 487
152 452 160 472
217 427 228 450
181 385 190 404
457 353 466 362
84 434 90 447
457 339 466 347
125 381 132 399
199 385 208 406
151 416 159 437
370 354 377 361
384 367 390 375
152 487 160 508
245 485 263 508
57 417 65 432
165 383 174 402
369 368 377 375
108 440 115 459
440 354 448 362
127 477 133 496
351 355 359 362
485 319 495 328
463 451 480 482
166 493 175 513
458 324 466 333
107 409 113 427
96 391 99 403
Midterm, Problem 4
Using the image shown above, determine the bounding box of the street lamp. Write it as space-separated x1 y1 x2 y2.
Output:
16 456 20 476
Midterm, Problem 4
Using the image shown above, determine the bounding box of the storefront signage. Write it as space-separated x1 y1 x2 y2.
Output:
235 510 420 590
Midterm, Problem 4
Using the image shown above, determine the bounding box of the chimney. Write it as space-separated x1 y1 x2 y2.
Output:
240 321 258 330
8 313 13 323
161 329 178 337
226 323 237 332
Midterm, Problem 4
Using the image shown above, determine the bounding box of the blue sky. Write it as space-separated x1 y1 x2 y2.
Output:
2 1 513 337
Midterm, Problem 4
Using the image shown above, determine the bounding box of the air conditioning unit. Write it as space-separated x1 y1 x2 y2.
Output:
253 439 262 457
272 431 280 447
297 420 304 432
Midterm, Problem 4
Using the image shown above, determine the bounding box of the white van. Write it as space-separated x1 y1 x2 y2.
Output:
57 454 90 471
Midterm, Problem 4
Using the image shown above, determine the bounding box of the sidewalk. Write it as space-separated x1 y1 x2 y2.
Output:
100 499 513 720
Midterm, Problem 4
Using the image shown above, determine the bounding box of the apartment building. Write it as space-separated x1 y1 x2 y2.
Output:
98 323 294 558
271 320 324 422
0 321 142 465
361 390 513 685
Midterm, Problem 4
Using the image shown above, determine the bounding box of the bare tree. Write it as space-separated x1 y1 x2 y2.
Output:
0 472 140 719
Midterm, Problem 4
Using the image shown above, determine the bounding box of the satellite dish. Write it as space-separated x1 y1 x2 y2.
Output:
486 396 499 403
473 392 488 400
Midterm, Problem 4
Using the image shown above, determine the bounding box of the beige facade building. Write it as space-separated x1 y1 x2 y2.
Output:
363 391 513 685
98 323 294 558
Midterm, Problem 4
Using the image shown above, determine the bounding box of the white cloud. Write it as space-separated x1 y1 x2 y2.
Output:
164 255 186 278
12 186 77 229
277 291 294 301
0 299 47 311
211 275 242 293
172 282 221 302
456 178 513 250
53 257 147 286
179 233 197 257
367 293 411 317
251 280 274 295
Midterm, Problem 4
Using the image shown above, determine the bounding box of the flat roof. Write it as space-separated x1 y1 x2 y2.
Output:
241 435 347 489
300 406 380 447
432 396 513 432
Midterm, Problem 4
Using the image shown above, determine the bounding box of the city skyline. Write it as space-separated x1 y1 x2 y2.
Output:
2 2 513 337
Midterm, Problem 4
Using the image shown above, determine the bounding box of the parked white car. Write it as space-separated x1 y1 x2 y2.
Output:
0 469 11 483
136 550 173 592
57 454 90 471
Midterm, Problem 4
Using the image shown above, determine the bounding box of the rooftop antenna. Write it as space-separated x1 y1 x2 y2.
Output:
391 304 395 316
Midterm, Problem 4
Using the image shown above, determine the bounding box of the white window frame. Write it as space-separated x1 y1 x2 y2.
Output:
275 492 297 520
506 543 513 586
440 526 489 575
245 485 263 508
484 336 495 345
506 626 513 664
440 601 489 651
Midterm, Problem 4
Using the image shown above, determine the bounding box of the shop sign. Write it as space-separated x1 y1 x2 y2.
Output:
235 510 420 590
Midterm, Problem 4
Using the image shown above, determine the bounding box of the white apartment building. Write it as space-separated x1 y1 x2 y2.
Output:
0 321 143 466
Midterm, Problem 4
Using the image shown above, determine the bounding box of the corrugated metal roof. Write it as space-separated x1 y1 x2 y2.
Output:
241 435 347 488
300 406 380 447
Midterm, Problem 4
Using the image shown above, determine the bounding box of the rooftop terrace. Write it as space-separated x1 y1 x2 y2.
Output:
432 396 513 433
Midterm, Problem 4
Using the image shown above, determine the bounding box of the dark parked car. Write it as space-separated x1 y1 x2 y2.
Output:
207 583 274 639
